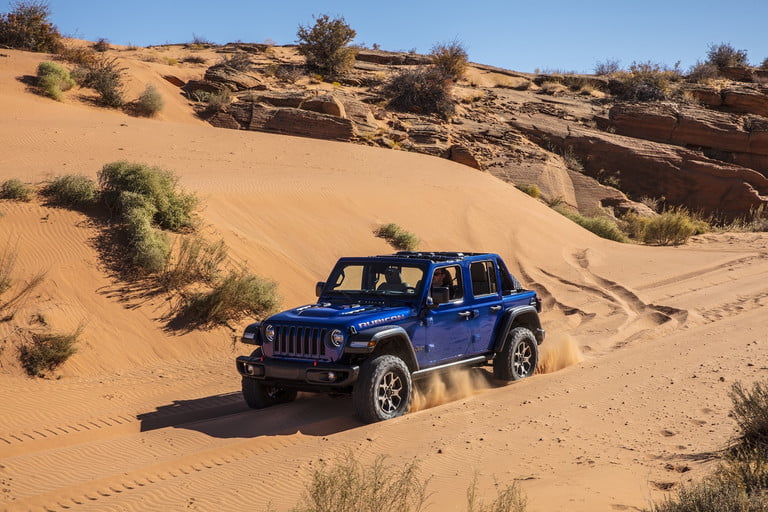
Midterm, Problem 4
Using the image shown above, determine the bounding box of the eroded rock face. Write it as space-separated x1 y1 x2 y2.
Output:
509 113 768 218
204 64 263 91
227 102 355 141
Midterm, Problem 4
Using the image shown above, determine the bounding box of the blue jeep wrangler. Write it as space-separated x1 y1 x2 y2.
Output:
236 252 544 423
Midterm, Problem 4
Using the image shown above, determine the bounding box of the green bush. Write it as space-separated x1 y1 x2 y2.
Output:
135 84 164 117
0 0 62 52
706 42 748 71
553 206 628 243
127 213 171 274
375 223 420 251
75 56 125 107
431 39 468 81
36 60 74 101
19 327 80 377
297 14 357 78
182 268 278 325
98 161 196 231
41 174 97 209
642 208 706 246
1 178 33 202
382 66 455 119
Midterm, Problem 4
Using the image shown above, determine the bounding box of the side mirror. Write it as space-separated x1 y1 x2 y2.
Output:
315 281 325 297
431 287 450 306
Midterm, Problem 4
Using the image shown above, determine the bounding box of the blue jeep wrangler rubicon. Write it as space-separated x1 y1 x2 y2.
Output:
236 252 544 423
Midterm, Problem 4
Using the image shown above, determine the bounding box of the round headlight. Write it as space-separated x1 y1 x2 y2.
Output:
264 324 275 342
329 329 344 348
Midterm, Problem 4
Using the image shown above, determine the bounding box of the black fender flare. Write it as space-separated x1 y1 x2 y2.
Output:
345 325 419 372
492 306 544 353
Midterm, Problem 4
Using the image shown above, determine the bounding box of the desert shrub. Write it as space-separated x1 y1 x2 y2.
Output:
729 381 768 451
75 56 126 107
761 57 768 71
431 39 468 81
648 476 757 512
19 327 80 377
706 42 748 71
297 14 357 78
620 212 651 240
98 160 197 231
134 84 164 117
36 60 74 101
182 268 278 325
553 206 628 243
56 44 99 66
202 89 231 114
613 61 680 102
466 473 527 512
182 55 207 64
0 178 33 202
515 184 540 199
221 52 252 71
642 208 706 245
375 223 420 251
129 218 171 274
92 37 109 52
0 244 17 295
687 60 720 83
292 451 430 512
41 174 97 209
161 236 227 290
594 59 620 75
382 66 455 119
0 0 62 52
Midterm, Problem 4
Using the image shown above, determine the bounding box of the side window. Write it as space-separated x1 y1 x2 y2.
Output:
470 261 498 297
430 265 463 301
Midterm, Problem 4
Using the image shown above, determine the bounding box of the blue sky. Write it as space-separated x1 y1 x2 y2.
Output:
11 0 768 74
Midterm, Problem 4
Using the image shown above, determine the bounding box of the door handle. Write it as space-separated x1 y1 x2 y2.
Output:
457 311 472 318
490 305 502 312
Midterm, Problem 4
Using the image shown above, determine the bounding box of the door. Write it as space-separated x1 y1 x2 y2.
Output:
466 260 503 354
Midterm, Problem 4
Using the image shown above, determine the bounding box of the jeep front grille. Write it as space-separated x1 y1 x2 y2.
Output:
272 325 328 359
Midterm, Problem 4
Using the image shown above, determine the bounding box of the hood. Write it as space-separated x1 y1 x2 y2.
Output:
266 303 413 331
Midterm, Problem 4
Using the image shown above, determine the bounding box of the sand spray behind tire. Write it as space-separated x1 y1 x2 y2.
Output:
409 368 491 412
536 333 583 374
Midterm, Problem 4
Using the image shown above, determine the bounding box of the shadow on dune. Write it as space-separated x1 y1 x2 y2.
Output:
137 391 360 439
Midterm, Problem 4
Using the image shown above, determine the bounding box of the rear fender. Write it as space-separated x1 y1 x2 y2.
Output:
493 306 543 352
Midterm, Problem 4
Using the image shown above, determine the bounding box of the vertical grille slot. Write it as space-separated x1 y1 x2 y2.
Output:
271 324 330 360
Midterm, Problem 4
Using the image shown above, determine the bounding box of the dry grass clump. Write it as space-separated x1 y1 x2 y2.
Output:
515 183 540 199
221 52 252 71
430 39 468 81
297 14 357 79
134 84 164 117
612 61 682 102
92 37 110 52
0 243 45 321
375 223 420 251
19 326 80 377
0 0 62 52
41 174 97 210
181 267 278 326
161 236 227 290
36 61 74 101
594 59 621 76
648 380 768 512
466 474 527 512
382 66 456 119
539 81 568 96
1 178 33 202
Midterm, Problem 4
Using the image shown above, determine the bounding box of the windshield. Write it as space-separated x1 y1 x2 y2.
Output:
325 262 425 298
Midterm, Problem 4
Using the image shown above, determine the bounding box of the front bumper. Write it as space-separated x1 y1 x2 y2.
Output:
235 355 360 392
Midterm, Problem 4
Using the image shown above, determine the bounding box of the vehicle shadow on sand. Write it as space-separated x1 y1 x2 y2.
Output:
137 392 360 439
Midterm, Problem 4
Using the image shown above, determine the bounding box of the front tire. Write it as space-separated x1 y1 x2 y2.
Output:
353 355 412 423
241 377 298 409
493 327 539 381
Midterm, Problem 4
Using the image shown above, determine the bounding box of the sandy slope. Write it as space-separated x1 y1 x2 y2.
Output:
1 47 767 511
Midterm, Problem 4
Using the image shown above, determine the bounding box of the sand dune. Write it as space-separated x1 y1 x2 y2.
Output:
1 47 767 511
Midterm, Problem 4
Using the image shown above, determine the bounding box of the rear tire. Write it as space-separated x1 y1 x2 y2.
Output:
353 355 412 423
493 327 538 381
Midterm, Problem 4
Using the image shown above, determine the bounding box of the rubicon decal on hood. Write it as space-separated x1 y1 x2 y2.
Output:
356 314 407 330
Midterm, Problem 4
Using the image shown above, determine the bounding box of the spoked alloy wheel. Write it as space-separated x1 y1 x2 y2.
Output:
354 355 412 423
493 326 539 381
